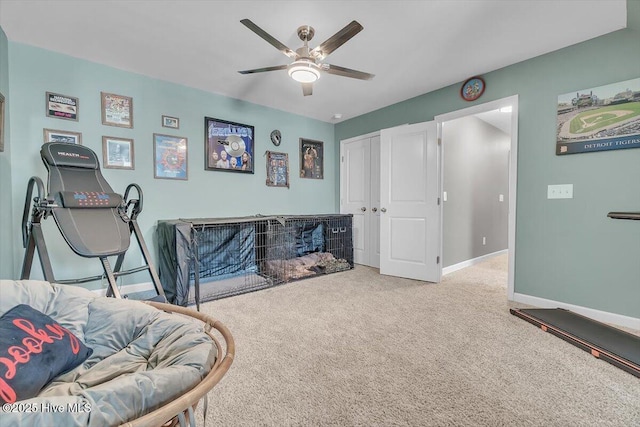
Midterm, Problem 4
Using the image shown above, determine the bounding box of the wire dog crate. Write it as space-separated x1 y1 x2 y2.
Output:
157 214 353 307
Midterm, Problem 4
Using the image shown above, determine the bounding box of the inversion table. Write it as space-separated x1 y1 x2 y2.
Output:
20 142 166 301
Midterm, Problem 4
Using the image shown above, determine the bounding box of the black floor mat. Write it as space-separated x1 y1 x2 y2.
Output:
511 308 640 377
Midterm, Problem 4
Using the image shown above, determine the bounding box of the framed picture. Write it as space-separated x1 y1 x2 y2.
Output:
43 128 82 145
102 136 134 170
556 77 640 155
266 151 290 188
299 138 323 179
0 92 5 152
46 92 79 121
162 115 180 129
205 117 254 173
154 133 188 180
101 92 133 128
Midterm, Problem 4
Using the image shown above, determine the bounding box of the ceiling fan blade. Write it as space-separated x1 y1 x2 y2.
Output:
322 64 374 80
241 19 297 58
310 21 363 60
238 64 288 74
302 83 313 96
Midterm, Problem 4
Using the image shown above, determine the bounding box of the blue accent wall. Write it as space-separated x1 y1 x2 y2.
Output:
0 26 13 280
2 0 639 318
336 1 640 318
0 42 335 285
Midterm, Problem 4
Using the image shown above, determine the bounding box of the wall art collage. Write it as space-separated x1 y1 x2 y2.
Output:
37 90 324 186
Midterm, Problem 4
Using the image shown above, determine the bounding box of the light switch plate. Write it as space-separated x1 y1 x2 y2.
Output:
548 184 573 199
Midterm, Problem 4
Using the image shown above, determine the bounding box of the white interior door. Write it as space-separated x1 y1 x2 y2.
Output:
369 135 381 268
340 137 370 265
379 121 441 282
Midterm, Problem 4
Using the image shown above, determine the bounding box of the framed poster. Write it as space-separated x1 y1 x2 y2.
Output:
0 92 5 152
43 128 82 145
205 117 254 173
46 92 79 121
154 134 188 180
299 138 323 179
101 92 133 128
102 136 134 169
266 151 290 188
162 115 179 129
556 77 640 155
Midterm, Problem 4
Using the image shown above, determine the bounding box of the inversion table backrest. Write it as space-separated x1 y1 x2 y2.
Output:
40 142 130 257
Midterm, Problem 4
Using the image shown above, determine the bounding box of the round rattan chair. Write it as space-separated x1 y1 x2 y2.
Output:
120 301 235 427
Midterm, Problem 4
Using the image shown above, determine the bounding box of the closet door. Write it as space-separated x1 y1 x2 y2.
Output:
340 137 371 265
379 121 441 282
368 135 381 268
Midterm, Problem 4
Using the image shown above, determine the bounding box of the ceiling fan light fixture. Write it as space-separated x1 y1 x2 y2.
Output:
288 61 321 83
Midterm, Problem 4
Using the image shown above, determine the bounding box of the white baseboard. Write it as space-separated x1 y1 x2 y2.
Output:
442 249 508 275
91 281 153 297
512 292 640 331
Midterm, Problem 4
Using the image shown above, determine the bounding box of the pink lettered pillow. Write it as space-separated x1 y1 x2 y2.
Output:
0 304 93 403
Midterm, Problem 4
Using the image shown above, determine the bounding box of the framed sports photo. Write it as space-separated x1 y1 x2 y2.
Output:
43 128 82 145
101 92 133 128
299 138 323 179
154 133 188 180
46 92 79 121
162 115 180 129
204 117 254 173
102 136 134 170
556 77 640 155
266 151 290 188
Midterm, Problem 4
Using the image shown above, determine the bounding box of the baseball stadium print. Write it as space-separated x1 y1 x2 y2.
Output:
556 78 640 155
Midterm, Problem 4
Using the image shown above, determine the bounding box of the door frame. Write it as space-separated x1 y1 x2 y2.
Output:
435 95 519 299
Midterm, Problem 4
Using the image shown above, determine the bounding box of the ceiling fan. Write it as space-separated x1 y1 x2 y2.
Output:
238 19 374 96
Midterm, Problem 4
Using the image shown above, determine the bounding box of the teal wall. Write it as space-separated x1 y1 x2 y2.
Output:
0 42 335 286
336 1 640 318
2 2 639 317
0 26 13 281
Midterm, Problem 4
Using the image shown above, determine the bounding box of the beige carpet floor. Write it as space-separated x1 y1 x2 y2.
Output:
195 255 640 426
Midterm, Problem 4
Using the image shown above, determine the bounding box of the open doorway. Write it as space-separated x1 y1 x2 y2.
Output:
435 95 519 299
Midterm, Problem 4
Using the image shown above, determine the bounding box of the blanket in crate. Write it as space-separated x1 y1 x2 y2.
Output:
262 252 351 281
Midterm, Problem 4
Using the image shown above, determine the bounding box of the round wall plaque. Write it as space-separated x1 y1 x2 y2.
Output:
460 77 486 102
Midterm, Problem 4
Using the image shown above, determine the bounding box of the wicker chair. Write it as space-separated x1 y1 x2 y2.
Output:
122 301 235 427
0 279 235 427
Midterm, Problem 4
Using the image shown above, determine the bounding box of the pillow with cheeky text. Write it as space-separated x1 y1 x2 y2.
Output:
0 304 93 403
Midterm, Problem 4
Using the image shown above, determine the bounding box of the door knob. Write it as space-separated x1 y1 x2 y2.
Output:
380 208 387 213
361 207 367 212
372 207 378 213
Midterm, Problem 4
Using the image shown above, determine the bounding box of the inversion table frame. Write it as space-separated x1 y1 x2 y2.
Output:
20 143 166 301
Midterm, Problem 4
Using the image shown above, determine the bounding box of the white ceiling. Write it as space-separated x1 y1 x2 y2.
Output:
0 0 627 123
